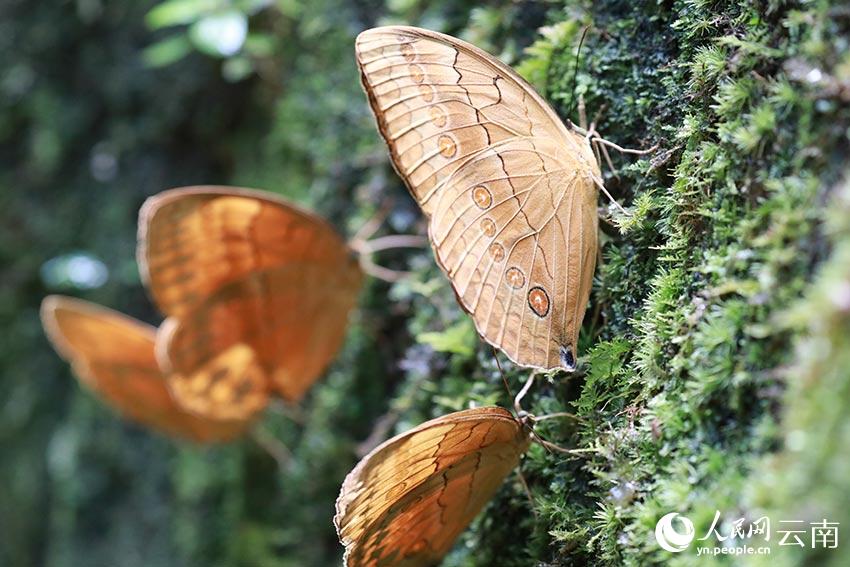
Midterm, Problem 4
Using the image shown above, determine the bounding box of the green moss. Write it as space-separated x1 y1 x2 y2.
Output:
394 0 850 565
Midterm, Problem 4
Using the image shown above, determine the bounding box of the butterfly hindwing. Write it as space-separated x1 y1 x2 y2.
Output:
40 295 247 442
157 261 362 403
429 137 598 369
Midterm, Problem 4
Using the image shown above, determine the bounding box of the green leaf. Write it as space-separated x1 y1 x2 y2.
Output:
272 0 300 18
244 33 275 57
417 319 477 356
222 56 253 82
145 0 219 30
141 35 193 67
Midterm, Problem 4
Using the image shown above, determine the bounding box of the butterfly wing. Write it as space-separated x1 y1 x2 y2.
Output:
138 186 356 318
334 407 530 567
157 330 270 423
157 261 363 403
356 26 600 370
139 187 363 402
40 295 246 442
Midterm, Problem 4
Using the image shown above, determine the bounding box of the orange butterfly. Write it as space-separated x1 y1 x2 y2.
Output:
335 405 551 566
137 186 364 423
41 295 248 442
356 26 624 371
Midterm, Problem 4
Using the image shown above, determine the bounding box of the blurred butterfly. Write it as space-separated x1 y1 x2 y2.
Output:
137 186 364 423
334 404 555 567
41 295 250 442
356 26 614 371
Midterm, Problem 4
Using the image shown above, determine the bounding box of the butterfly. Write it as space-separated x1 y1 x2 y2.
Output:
356 26 606 372
137 186 364 422
334 406 535 566
41 295 249 442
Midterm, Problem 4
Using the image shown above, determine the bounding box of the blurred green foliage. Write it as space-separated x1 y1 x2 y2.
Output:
2 0 850 565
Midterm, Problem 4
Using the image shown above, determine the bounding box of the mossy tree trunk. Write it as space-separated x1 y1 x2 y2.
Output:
462 1 850 565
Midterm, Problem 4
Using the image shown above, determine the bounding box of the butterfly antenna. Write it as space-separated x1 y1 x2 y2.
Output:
565 26 590 122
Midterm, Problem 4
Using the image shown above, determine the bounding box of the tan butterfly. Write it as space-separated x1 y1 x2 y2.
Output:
356 26 612 371
137 186 364 422
41 295 248 442
334 406 536 566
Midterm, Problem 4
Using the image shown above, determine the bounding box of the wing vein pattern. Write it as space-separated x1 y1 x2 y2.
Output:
356 26 601 369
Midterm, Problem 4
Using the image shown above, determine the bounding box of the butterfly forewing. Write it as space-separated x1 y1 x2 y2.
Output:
138 186 355 319
356 26 601 370
335 407 530 567
356 27 571 214
40 295 247 442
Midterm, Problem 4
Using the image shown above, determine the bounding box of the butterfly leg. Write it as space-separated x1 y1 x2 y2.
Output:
355 372 429 457
357 255 411 282
515 376 585 455
356 410 400 457
251 425 292 471
350 201 391 245
513 372 539 414
579 97 608 139
592 137 603 171
591 175 629 215
596 139 620 182
268 399 307 424
588 132 658 214
352 234 429 282
533 411 580 423
356 234 428 253
570 103 657 159
590 134 658 156
529 417 590 456
584 100 608 137
586 123 622 188
532 434 585 456
582 131 657 215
